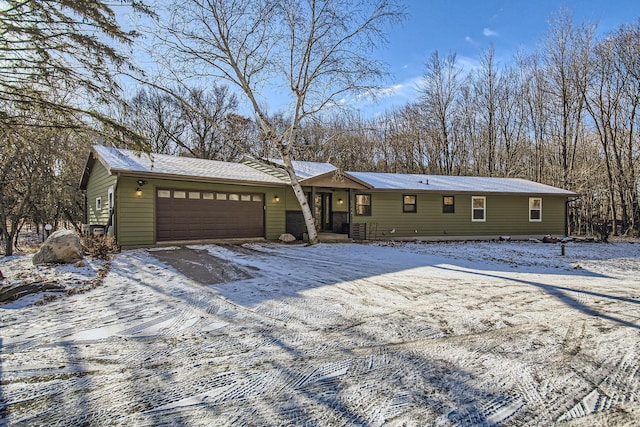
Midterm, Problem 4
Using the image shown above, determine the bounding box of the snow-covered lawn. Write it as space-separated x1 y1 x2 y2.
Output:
1 240 639 426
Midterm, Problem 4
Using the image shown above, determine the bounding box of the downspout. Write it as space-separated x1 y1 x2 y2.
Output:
113 173 120 246
565 198 569 237
348 188 353 238
83 190 88 225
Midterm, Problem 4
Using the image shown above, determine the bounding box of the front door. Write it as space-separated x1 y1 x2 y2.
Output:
314 193 332 232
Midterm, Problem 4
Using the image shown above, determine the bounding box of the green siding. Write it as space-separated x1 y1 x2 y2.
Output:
351 192 567 239
266 188 287 240
107 172 568 246
116 178 155 247
86 161 116 225
328 190 349 213
283 188 350 214
116 177 289 247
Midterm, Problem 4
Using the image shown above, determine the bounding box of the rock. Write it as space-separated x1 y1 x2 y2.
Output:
74 260 86 268
542 234 559 243
499 236 511 241
278 233 297 243
0 269 4 280
33 230 83 265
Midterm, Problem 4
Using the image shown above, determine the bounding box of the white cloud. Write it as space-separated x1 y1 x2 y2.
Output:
456 55 482 74
351 76 424 116
374 83 405 98
483 27 498 37
465 36 474 43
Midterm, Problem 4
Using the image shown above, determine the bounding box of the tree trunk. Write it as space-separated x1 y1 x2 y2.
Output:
281 153 318 245
2 230 11 256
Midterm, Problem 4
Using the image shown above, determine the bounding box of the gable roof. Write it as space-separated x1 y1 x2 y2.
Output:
348 171 578 196
81 145 576 196
243 158 372 189
81 145 288 188
266 158 338 179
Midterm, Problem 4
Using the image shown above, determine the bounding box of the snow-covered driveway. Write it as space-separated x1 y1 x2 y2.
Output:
1 241 639 426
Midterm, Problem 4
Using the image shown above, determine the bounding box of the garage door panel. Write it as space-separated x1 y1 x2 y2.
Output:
156 189 265 241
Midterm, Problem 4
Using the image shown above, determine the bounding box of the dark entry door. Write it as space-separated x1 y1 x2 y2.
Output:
314 193 332 232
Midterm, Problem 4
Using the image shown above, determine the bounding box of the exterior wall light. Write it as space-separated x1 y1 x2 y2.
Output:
135 179 147 197
273 195 280 203
337 198 344 205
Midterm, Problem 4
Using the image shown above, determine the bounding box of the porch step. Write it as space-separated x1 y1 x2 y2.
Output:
317 232 353 243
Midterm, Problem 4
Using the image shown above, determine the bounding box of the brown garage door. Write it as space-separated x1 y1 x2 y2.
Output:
156 189 264 241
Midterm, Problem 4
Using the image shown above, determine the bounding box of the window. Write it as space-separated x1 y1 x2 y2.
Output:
443 196 455 213
95 197 102 211
403 195 417 213
202 192 214 200
157 190 171 198
355 194 371 216
529 197 542 222
174 191 186 199
472 196 486 222
108 187 114 210
189 191 200 199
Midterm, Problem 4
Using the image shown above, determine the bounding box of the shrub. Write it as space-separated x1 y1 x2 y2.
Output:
82 236 119 260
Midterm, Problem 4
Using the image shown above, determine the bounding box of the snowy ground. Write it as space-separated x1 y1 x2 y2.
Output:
1 240 639 426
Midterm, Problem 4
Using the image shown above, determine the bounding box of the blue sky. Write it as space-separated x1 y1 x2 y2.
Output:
363 0 639 115
117 1 638 118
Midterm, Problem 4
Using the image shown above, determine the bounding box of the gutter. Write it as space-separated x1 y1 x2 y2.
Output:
113 170 291 189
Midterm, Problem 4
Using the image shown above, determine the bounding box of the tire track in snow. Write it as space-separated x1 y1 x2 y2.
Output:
558 344 639 423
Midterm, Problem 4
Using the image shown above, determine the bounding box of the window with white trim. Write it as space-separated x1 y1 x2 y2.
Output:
529 197 542 222
471 196 486 222
96 197 102 211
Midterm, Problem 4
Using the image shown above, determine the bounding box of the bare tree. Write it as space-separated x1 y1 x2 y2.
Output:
127 88 185 155
128 86 247 160
0 107 89 255
152 0 404 244
542 10 594 188
612 22 640 232
495 65 529 177
471 45 501 176
418 51 462 175
582 25 640 235
517 51 551 182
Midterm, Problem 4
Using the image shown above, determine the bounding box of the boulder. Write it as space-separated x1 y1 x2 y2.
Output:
542 234 559 243
33 230 83 265
278 233 297 243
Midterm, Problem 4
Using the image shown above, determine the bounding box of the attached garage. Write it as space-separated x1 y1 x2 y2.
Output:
156 189 265 241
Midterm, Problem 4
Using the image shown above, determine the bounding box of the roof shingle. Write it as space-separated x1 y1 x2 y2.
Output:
93 145 287 185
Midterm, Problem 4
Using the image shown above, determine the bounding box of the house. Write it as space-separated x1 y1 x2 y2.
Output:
80 145 578 247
